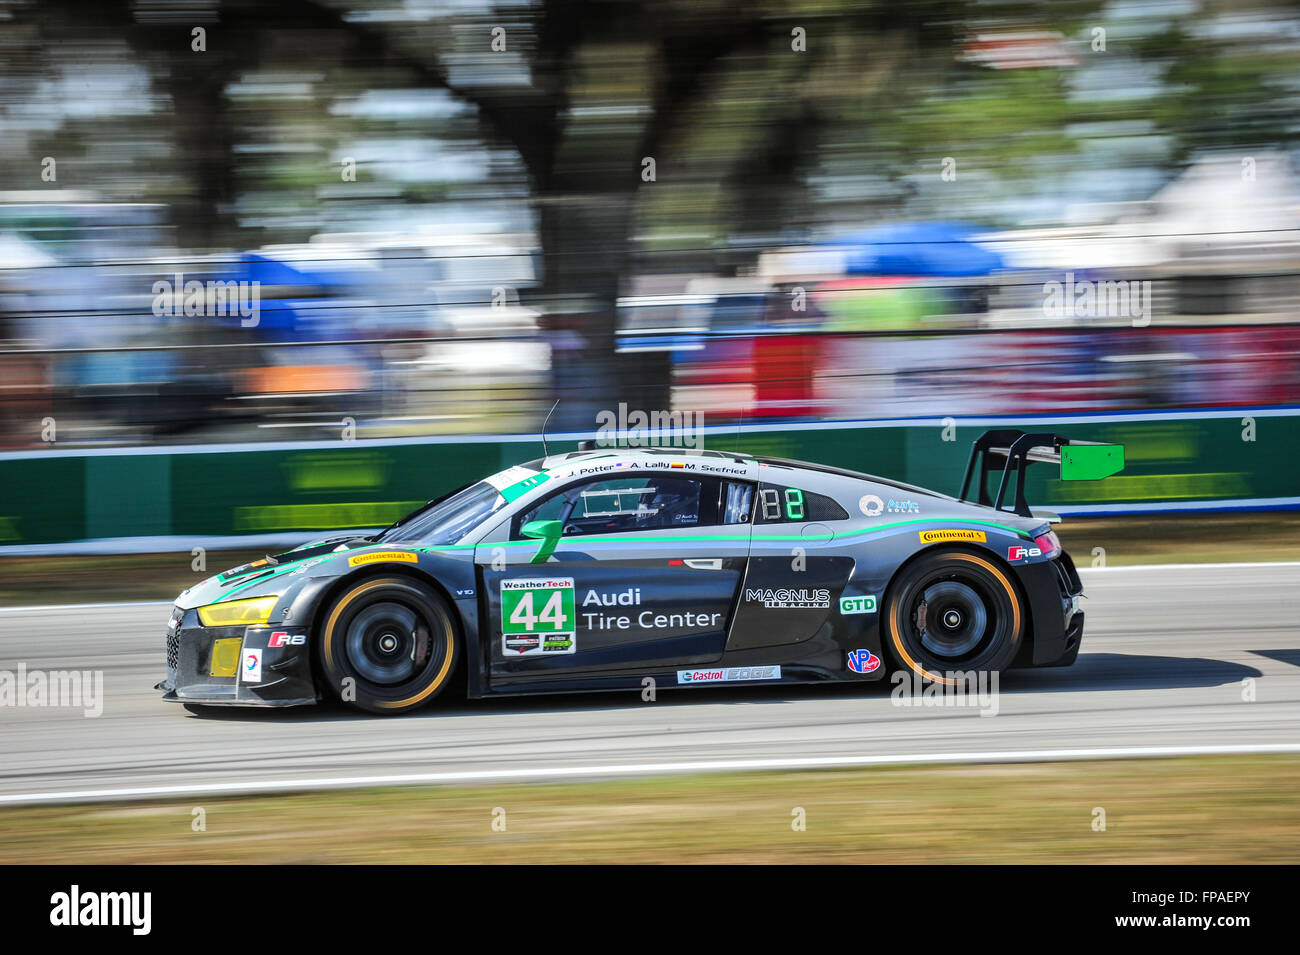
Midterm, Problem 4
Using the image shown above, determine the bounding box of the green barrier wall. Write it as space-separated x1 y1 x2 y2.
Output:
0 412 1292 546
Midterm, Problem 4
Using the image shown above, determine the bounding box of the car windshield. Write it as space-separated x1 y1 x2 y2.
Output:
373 481 506 545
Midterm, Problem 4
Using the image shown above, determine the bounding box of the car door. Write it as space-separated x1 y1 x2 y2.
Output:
728 469 856 651
475 469 754 683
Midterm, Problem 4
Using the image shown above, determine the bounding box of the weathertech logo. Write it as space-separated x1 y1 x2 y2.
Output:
918 529 987 544
677 666 781 684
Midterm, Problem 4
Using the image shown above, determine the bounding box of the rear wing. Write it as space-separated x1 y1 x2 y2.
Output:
957 429 1124 518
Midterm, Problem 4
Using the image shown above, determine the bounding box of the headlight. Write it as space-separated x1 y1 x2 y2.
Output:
197 595 280 628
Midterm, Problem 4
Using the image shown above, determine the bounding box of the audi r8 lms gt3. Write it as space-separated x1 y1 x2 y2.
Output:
158 429 1123 714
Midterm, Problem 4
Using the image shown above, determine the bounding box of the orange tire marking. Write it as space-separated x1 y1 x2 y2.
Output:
888 553 1022 686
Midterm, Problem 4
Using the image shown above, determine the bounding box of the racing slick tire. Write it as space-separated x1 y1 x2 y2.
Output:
883 549 1024 686
318 575 458 715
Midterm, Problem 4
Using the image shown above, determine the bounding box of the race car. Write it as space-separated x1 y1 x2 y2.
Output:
158 429 1123 714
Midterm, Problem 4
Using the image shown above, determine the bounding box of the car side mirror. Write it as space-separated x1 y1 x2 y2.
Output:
521 519 563 540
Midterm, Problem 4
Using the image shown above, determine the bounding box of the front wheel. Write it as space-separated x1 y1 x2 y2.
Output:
883 549 1024 685
318 576 458 714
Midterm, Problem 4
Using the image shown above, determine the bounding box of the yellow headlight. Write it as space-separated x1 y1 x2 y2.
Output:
197 595 280 628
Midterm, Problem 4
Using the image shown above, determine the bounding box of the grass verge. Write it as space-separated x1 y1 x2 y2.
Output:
2 755 1297 864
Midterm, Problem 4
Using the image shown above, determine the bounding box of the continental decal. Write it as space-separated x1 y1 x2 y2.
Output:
347 551 419 567
918 528 987 544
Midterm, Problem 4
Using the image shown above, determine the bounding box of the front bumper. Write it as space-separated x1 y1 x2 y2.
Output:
156 606 318 707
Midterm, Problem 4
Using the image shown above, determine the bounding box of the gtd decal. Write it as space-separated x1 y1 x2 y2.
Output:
847 649 881 674
1007 545 1042 561
839 595 877 615
267 631 306 647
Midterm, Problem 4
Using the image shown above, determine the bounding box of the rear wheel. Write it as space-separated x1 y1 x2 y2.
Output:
318 576 457 714
884 549 1024 685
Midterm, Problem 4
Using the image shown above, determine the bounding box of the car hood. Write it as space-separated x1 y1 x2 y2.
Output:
173 534 375 611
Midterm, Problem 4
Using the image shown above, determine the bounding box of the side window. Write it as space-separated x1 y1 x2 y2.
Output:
754 482 848 524
514 473 725 538
722 481 753 524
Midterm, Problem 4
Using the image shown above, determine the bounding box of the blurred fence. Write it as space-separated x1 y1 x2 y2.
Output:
1 321 1299 449
674 323 1300 420
0 408 1293 550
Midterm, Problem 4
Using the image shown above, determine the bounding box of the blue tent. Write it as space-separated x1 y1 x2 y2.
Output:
210 252 352 336
829 222 1005 277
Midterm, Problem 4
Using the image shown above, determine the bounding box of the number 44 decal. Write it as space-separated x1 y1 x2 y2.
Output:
508 589 568 630
500 577 577 656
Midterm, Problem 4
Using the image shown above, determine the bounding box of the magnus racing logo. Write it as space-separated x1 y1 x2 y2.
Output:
745 587 830 609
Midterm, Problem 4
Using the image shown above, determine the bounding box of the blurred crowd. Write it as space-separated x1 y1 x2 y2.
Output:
1 0 1299 448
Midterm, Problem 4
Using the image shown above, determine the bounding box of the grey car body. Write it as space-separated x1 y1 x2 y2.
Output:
159 443 1085 711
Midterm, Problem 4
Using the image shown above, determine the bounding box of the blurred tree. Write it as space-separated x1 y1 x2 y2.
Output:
81 0 1009 416
1138 21 1300 161
15 0 1300 424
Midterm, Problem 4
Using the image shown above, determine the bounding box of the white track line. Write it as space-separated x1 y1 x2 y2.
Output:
1078 561 1300 572
0 601 171 613
3 743 1300 806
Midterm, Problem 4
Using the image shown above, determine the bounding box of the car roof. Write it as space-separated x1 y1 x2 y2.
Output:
746 454 958 501
536 446 752 470
532 446 937 494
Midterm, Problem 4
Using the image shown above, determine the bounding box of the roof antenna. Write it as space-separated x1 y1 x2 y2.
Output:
540 399 560 459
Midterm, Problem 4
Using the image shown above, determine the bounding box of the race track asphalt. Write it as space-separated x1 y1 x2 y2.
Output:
0 563 1297 804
